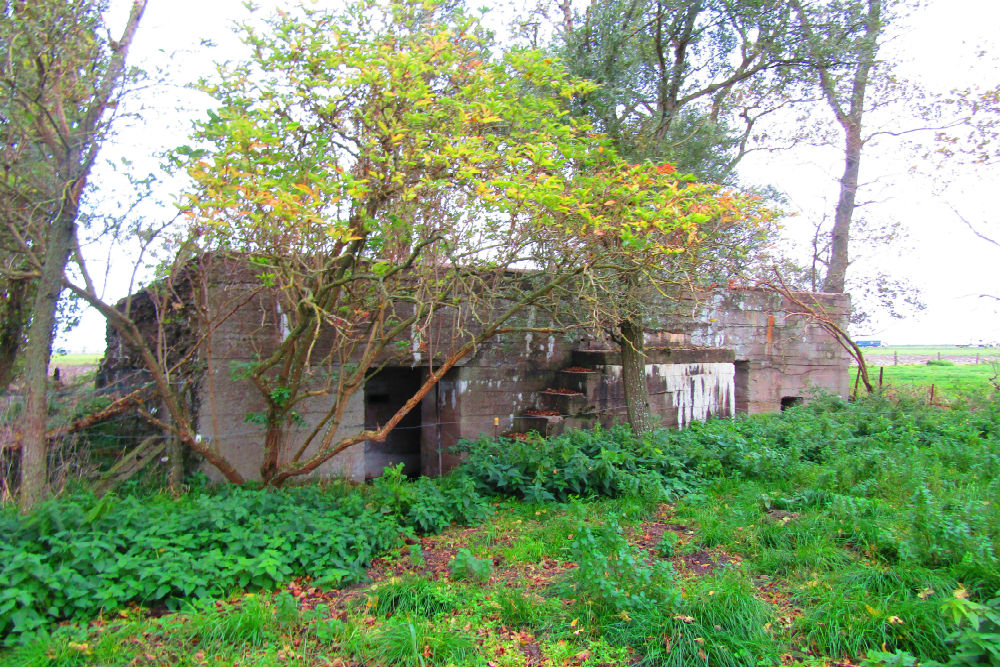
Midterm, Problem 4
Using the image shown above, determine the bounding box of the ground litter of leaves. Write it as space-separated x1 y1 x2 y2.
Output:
39 502 866 667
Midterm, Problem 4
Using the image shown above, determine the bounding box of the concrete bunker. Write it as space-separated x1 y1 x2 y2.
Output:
99 279 851 482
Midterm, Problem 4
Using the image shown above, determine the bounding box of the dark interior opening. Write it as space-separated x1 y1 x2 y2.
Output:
780 396 803 411
364 367 422 479
733 361 750 415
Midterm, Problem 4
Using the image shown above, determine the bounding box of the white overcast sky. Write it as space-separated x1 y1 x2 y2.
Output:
68 0 1000 352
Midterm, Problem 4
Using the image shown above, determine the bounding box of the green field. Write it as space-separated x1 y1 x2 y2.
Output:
2 396 998 667
854 361 999 400
862 344 1000 360
50 353 102 367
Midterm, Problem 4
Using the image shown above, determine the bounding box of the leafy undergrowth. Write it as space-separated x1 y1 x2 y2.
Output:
6 496 996 667
0 472 491 645
2 394 999 666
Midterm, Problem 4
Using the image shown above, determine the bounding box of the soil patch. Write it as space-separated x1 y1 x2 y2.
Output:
677 549 740 576
632 521 691 551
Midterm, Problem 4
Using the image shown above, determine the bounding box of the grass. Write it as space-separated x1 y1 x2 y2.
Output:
862 345 1000 359
367 576 458 618
0 494 988 666
852 362 998 400
49 353 102 367
2 395 998 666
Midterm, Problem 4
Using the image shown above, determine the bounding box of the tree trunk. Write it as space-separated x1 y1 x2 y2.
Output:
166 408 185 492
822 124 862 293
0 278 29 390
20 204 77 510
261 419 283 483
619 316 652 434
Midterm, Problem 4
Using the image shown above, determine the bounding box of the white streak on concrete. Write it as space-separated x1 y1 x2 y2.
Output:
410 324 422 365
655 362 735 428
524 307 537 354
278 305 291 341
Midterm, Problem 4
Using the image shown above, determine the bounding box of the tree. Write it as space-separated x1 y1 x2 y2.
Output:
167 0 775 480
937 82 1000 303
0 0 147 508
937 82 1000 168
789 210 925 329
549 0 807 182
788 0 942 295
563 162 774 432
178 0 620 484
539 0 792 432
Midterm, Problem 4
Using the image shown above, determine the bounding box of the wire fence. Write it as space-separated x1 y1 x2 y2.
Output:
0 373 161 499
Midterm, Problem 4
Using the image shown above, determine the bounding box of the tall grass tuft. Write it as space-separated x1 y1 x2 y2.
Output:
603 568 780 667
367 576 457 619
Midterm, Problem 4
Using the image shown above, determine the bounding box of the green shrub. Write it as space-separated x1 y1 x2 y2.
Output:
656 531 680 558
935 589 1000 666
458 394 1000 590
5 393 999 657
551 509 679 623
407 544 425 568
370 465 493 533
456 425 696 502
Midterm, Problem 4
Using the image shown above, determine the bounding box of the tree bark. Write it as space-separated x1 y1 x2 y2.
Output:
20 192 78 509
0 278 29 390
261 420 283 483
619 316 653 434
823 125 862 293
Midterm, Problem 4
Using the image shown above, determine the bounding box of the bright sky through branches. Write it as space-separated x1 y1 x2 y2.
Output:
70 0 999 353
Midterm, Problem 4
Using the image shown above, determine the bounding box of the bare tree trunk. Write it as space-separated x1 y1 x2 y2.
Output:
823 125 862 293
20 202 77 509
790 0 880 295
165 406 184 491
167 436 184 491
619 316 652 434
0 278 29 389
261 421 283 483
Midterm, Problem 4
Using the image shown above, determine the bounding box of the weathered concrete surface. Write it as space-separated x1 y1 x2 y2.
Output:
624 290 852 414
102 277 850 482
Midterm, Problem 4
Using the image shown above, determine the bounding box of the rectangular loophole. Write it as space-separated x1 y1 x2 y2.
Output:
780 396 803 411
